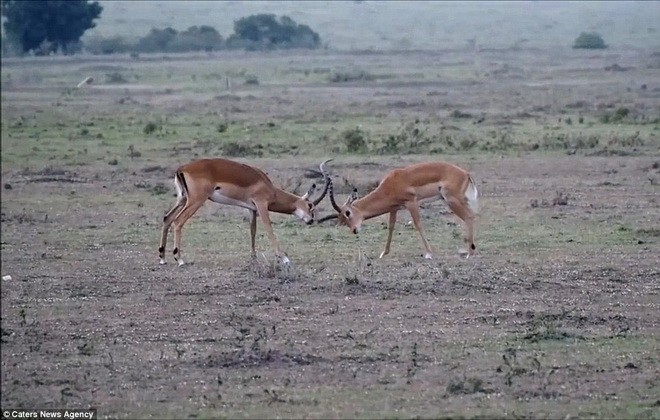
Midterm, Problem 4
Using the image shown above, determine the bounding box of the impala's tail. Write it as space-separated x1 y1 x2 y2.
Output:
465 176 479 214
175 171 189 199
159 171 190 264
163 172 188 222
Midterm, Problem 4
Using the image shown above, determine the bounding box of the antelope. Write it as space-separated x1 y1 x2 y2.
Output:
159 158 332 266
320 161 479 259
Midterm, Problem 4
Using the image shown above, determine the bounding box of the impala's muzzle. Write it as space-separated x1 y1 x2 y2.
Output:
294 208 313 224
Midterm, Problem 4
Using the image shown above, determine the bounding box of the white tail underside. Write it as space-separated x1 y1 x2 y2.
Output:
465 177 479 213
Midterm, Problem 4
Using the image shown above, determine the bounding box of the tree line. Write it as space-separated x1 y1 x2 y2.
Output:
1 0 322 56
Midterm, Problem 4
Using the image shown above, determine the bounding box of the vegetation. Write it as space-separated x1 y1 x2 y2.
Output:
84 2 659 51
134 25 223 53
573 32 607 49
1 0 102 55
82 14 320 55
226 14 321 50
341 127 369 153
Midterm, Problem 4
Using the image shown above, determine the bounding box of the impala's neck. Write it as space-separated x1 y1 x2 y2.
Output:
354 188 398 220
268 188 300 214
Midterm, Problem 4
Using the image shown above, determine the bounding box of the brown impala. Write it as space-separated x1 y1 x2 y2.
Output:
319 160 479 259
159 158 332 266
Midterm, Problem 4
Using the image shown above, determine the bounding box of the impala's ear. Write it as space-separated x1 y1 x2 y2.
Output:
345 188 358 205
302 183 317 200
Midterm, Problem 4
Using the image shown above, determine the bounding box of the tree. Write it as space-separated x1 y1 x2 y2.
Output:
2 0 102 55
134 26 224 53
227 14 321 50
573 32 607 49
172 26 223 52
135 27 178 52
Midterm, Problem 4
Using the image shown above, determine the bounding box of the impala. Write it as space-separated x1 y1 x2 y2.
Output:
320 161 479 259
159 158 332 266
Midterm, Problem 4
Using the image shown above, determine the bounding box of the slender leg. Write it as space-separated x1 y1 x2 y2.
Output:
446 197 476 257
379 211 398 258
249 209 257 258
406 202 434 259
255 202 288 264
159 197 186 264
171 197 206 267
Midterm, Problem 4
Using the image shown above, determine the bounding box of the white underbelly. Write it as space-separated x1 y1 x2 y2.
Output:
209 190 256 211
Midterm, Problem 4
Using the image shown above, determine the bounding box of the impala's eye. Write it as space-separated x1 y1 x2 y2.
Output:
308 203 313 210
345 210 351 217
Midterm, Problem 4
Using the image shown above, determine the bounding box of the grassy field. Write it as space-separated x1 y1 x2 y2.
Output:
2 8 660 418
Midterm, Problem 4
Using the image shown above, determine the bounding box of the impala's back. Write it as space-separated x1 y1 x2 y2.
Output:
383 161 472 204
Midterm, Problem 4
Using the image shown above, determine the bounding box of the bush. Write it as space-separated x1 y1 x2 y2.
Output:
82 16 318 55
226 14 321 50
341 127 368 153
224 142 262 157
378 120 431 154
614 107 630 120
135 27 178 52
168 25 223 52
134 26 223 53
600 107 631 124
84 36 131 55
573 32 607 49
328 70 374 83
106 71 128 83
143 122 160 135
244 75 259 85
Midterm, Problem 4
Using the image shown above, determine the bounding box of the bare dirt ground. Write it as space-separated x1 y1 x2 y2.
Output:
1 154 658 419
1 48 659 418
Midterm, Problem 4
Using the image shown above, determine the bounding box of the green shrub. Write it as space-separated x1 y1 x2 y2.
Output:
451 109 473 119
244 75 259 85
170 25 223 52
134 26 223 53
84 36 131 54
378 120 431 154
151 184 169 195
135 27 177 52
143 122 160 135
573 32 607 49
382 134 403 153
226 14 321 50
329 70 374 83
224 142 262 157
84 16 316 54
614 107 630 120
106 72 128 84
341 127 368 153
600 107 631 124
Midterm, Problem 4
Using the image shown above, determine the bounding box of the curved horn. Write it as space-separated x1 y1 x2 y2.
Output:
316 213 339 224
312 158 334 206
328 176 342 212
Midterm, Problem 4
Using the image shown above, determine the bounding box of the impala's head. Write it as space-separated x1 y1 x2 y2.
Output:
294 159 334 225
327 180 363 234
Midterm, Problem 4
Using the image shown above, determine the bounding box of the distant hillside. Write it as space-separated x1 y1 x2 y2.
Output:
87 1 659 51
